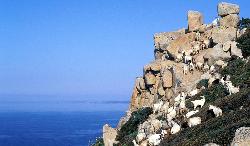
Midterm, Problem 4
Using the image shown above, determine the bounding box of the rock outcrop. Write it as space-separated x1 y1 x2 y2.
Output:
231 127 250 146
101 2 250 146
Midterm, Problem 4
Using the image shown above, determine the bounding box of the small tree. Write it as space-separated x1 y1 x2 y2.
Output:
236 18 250 58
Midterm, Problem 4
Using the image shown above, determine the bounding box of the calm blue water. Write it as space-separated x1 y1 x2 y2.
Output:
0 111 124 146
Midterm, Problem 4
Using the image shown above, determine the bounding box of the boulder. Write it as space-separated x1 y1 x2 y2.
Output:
218 2 240 17
166 32 196 57
204 44 231 65
129 85 139 110
154 28 186 50
209 27 237 44
103 124 118 146
162 69 173 88
144 61 161 74
231 127 250 146
219 14 240 28
188 11 203 32
145 73 156 85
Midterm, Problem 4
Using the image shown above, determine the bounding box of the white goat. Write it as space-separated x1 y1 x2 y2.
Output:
170 121 181 134
186 110 199 118
184 55 192 64
167 107 176 122
153 101 163 114
148 134 161 146
132 139 139 146
192 43 200 55
225 81 240 95
209 65 215 73
188 117 201 127
188 88 199 97
203 39 211 49
183 64 189 75
196 62 203 71
161 130 168 138
160 102 169 114
203 64 210 72
191 96 205 109
189 62 195 73
136 132 146 143
209 105 222 117
175 53 183 62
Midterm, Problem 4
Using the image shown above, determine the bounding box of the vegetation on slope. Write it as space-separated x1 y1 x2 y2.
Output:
115 107 153 146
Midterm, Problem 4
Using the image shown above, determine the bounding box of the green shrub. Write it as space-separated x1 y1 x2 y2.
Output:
239 17 250 30
196 79 209 89
115 107 153 145
220 58 250 87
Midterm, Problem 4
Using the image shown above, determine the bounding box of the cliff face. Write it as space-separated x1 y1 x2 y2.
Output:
100 2 250 146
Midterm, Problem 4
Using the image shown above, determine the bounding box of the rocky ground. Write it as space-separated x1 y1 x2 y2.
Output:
93 2 250 146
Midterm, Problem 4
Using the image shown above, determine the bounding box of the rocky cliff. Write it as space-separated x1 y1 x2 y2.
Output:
96 2 250 146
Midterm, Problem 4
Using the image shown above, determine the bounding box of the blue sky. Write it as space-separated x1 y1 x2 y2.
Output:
0 0 249 100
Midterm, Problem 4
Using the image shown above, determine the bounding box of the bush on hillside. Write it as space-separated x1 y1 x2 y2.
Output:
237 18 250 58
115 107 153 146
220 58 250 87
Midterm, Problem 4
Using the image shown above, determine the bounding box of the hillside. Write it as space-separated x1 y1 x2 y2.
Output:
94 2 250 146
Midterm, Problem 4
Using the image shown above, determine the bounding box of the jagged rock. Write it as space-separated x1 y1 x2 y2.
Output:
145 73 156 85
135 77 146 91
218 2 240 17
103 124 118 146
219 14 240 28
162 69 173 88
129 84 140 111
154 29 186 50
208 27 237 44
144 61 162 74
231 127 250 146
204 143 220 146
188 11 203 32
166 32 196 57
204 44 231 65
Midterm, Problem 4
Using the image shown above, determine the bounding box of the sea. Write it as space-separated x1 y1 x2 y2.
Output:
0 95 128 146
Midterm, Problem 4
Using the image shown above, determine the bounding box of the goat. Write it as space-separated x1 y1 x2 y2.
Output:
196 62 203 71
153 101 163 114
189 62 195 74
203 64 210 72
132 139 139 146
136 132 146 143
184 55 192 64
167 107 176 122
183 64 189 75
191 96 205 109
186 110 199 118
148 134 161 146
209 105 222 117
188 88 199 97
188 117 201 127
170 121 181 134
175 53 183 63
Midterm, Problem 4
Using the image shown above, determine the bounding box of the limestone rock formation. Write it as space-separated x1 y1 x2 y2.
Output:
218 2 240 16
219 14 240 28
188 11 203 32
103 124 118 146
231 127 250 146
